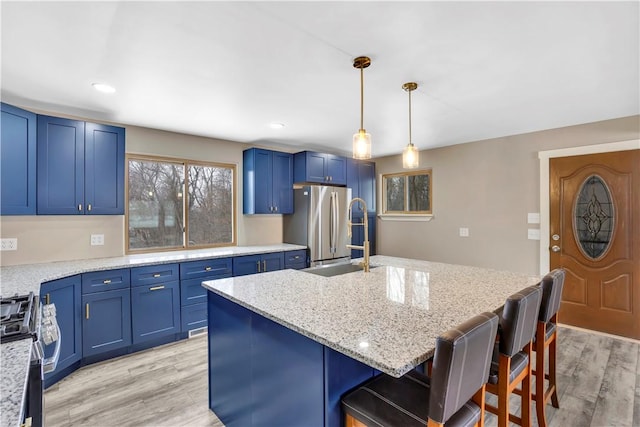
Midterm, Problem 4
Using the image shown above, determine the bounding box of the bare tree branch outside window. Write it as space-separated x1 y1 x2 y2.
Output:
127 156 235 252
383 170 432 214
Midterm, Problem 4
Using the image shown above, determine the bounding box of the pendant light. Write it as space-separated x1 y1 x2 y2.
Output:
352 56 372 160
402 82 419 169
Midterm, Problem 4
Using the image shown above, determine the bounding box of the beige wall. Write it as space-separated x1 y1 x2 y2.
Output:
374 115 640 275
0 120 285 266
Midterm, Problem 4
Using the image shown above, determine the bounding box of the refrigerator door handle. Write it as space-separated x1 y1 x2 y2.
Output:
333 192 339 254
329 192 334 253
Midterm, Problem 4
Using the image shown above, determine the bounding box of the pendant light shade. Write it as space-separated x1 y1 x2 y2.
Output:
402 82 419 169
353 56 372 160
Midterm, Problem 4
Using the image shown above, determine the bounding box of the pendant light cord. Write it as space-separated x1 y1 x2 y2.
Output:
360 66 364 130
408 88 412 146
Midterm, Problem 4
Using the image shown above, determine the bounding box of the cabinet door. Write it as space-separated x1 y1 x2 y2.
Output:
37 115 85 214
1 103 37 215
326 154 347 185
131 280 180 344
305 152 328 183
272 151 293 214
263 252 285 272
358 161 376 212
346 158 360 201
233 254 261 276
82 288 132 357
41 275 82 378
84 123 125 215
254 149 273 214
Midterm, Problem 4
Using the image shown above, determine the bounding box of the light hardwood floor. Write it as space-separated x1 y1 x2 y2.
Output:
44 326 640 427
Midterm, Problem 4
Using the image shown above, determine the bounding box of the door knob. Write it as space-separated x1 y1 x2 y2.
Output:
551 245 561 253
552 234 560 241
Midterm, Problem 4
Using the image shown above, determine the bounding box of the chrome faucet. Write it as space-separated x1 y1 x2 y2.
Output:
346 197 370 272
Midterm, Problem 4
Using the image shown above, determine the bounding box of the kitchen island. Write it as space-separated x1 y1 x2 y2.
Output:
202 255 540 427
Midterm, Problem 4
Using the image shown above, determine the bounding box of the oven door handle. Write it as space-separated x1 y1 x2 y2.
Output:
42 322 62 374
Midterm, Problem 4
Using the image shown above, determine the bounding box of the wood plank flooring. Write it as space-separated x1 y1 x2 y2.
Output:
44 326 640 427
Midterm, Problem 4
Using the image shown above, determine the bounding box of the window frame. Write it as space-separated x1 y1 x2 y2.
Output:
381 169 433 216
125 154 237 254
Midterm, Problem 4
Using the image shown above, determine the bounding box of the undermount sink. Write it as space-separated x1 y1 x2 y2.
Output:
302 263 377 277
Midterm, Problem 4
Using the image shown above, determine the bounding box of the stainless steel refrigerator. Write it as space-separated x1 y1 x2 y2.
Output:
283 186 352 266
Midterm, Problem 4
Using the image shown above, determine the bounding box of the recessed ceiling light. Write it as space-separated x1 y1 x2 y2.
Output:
269 122 285 129
92 82 116 94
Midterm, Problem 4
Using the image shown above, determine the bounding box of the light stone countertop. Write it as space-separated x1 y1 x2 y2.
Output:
202 255 541 378
0 338 32 427
0 244 306 297
0 243 305 427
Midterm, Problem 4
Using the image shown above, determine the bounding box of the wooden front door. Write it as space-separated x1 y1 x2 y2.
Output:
550 149 640 339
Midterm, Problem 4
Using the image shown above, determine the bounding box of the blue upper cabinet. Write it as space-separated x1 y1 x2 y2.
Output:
84 123 125 214
293 151 347 185
243 148 293 214
37 115 125 215
1 103 37 215
346 158 376 213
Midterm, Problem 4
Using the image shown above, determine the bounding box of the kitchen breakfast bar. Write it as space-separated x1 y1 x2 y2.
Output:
202 255 540 427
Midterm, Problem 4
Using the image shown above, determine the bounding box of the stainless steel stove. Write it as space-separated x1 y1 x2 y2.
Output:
1 292 60 427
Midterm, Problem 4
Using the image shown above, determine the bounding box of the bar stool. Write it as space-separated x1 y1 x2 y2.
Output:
485 285 542 427
341 312 499 427
533 269 565 427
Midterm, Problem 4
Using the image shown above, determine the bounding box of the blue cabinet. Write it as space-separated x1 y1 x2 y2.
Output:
37 115 125 215
284 249 308 270
179 257 232 332
131 264 180 343
233 252 285 277
40 275 82 386
1 103 37 215
346 159 376 258
131 281 180 343
293 151 347 185
82 288 132 357
243 148 293 214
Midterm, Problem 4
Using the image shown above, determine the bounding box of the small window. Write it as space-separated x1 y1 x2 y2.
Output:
382 170 432 215
127 155 236 253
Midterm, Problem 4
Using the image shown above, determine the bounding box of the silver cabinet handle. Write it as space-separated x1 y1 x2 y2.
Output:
78 204 83 211
551 245 561 253
257 261 261 273
87 204 92 212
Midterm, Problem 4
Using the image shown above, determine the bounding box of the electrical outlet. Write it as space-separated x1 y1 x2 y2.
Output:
459 227 469 237
91 234 105 246
1 238 18 251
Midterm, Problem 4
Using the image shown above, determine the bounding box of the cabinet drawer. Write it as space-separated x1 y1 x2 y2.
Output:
284 250 307 269
181 276 224 306
181 303 207 332
131 264 179 286
180 258 232 280
82 268 131 294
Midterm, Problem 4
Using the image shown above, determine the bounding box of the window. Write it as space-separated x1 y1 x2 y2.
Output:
382 169 432 215
127 155 236 252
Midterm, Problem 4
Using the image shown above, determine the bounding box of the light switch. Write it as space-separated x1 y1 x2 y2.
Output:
528 229 541 240
528 213 540 224
459 227 469 237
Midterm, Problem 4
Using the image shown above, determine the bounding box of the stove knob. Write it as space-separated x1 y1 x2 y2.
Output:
42 326 55 345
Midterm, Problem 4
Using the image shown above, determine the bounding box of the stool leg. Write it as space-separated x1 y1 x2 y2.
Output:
549 330 559 408
521 343 532 427
498 354 510 427
535 324 548 427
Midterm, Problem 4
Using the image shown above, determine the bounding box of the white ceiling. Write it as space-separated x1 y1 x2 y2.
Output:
2 1 638 158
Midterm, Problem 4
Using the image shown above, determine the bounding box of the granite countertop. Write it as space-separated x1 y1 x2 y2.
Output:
0 338 32 427
0 243 305 427
202 255 541 378
0 243 305 297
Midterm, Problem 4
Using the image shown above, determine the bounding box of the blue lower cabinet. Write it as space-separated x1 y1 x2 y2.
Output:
41 275 82 387
82 288 132 357
181 302 208 333
131 280 180 344
284 249 307 270
233 252 285 277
